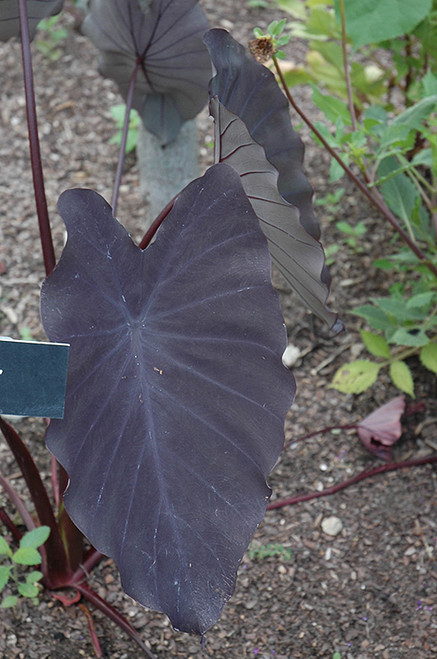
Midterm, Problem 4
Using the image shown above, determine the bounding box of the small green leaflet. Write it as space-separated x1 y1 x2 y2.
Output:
0 565 12 590
389 360 414 397
360 331 390 358
19 526 50 550
1 595 18 608
420 342 437 374
331 360 380 394
12 547 42 566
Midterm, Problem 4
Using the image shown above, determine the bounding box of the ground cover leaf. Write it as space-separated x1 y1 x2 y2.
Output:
40 164 295 634
331 360 380 394
419 342 437 374
389 360 415 397
82 0 211 145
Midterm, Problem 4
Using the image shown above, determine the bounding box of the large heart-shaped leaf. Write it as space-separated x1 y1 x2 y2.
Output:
41 164 294 634
82 0 211 145
210 96 339 329
0 0 63 41
204 28 320 241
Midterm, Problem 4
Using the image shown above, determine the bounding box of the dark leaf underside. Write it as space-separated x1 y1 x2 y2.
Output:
209 97 338 328
82 0 211 145
0 0 63 41
204 28 320 241
41 164 295 634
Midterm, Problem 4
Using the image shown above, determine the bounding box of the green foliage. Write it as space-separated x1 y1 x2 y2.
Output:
35 15 68 61
337 0 433 47
271 0 437 396
109 105 140 154
0 527 50 608
279 0 437 106
247 542 293 561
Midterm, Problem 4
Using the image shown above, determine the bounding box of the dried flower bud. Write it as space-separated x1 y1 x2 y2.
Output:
248 36 275 63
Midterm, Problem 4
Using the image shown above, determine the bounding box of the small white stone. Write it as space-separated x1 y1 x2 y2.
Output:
282 344 301 368
321 516 343 537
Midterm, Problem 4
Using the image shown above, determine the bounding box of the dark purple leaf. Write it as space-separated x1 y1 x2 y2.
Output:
204 29 341 332
0 0 63 41
82 0 210 145
210 96 339 329
204 28 320 241
357 395 406 461
40 164 295 634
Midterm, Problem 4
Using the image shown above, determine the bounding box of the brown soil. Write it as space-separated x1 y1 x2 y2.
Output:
0 2 436 658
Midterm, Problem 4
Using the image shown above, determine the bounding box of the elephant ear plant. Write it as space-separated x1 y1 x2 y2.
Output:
0 0 339 654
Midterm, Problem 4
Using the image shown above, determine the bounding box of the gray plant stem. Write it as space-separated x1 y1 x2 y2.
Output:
111 60 140 216
338 0 357 131
273 57 437 280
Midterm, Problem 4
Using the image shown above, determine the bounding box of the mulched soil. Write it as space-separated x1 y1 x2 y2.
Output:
0 2 436 658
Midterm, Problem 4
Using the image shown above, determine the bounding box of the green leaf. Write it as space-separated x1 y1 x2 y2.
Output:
406 292 435 310
390 328 429 347
393 95 437 131
25 570 44 584
0 536 11 557
12 547 42 566
340 0 433 47
0 565 12 590
360 331 391 358
378 157 421 225
421 70 437 97
1 595 18 608
311 85 352 125
17 582 39 599
419 342 437 374
19 526 50 550
352 305 395 331
374 297 427 322
277 0 307 19
331 360 380 394
389 360 415 397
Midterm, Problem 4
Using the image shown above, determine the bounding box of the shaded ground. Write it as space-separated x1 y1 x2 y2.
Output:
0 2 436 658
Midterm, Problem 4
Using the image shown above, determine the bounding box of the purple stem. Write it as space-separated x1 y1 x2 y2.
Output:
74 581 157 659
111 59 140 216
17 0 55 276
0 470 36 532
0 417 70 586
0 508 24 542
267 454 437 510
71 547 105 584
139 195 176 249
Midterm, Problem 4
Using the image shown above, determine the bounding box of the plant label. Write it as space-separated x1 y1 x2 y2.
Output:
0 338 69 418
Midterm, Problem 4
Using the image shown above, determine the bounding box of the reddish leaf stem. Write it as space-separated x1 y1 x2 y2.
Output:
0 508 24 542
0 470 36 532
0 417 71 586
111 59 140 216
18 0 55 276
267 454 437 510
273 57 437 279
78 602 103 658
139 195 177 249
74 581 157 659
